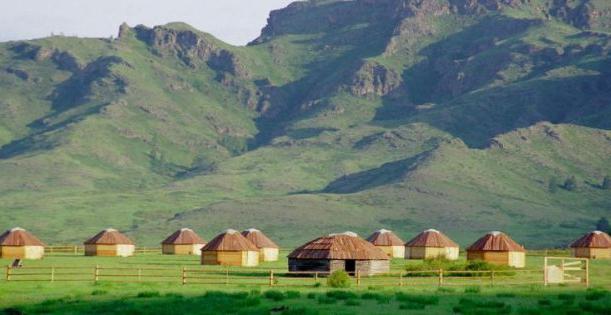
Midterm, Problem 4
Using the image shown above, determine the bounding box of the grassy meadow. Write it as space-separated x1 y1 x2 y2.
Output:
0 251 609 314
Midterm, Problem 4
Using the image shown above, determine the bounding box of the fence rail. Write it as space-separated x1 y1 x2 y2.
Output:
2 265 567 288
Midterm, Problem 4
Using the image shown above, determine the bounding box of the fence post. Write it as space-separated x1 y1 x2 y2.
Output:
399 272 404 287
584 259 589 288
94 265 99 283
182 267 186 285
543 257 548 286
490 270 494 286
314 272 318 282
74 245 78 255
356 271 361 287
5 266 10 281
269 270 274 287
51 266 55 282
438 269 443 287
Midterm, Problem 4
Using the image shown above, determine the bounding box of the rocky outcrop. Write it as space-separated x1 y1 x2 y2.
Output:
347 62 402 97
9 43 81 71
132 24 249 79
549 0 611 30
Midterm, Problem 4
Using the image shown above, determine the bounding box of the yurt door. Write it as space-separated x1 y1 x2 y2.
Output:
345 260 356 274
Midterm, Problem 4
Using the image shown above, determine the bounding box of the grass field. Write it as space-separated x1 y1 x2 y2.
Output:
0 252 609 314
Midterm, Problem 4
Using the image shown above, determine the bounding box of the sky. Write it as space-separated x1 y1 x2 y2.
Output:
0 0 294 46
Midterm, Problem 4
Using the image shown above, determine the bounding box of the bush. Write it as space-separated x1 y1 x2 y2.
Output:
557 293 575 301
317 296 337 304
286 291 301 299
496 292 516 298
360 292 382 300
327 270 351 288
306 292 317 299
91 290 107 296
437 287 456 293
326 290 358 300
345 299 361 306
264 290 286 301
136 291 160 298
538 299 552 306
464 286 481 294
399 302 426 310
585 288 607 301
395 292 439 305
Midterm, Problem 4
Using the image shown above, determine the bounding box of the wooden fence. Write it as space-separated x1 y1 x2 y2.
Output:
3 265 573 288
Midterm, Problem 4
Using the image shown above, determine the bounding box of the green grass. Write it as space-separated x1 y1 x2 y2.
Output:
0 252 608 314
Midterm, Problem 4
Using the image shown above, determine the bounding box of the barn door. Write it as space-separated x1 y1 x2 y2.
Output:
544 257 589 287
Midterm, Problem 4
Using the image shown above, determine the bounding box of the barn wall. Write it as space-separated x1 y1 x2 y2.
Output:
116 245 135 257
508 251 525 268
376 246 405 258
202 251 256 266
288 259 331 272
85 244 117 256
468 250 525 267
573 248 611 259
356 259 390 275
406 246 458 260
243 250 259 267
0 245 44 259
163 244 204 255
260 247 279 262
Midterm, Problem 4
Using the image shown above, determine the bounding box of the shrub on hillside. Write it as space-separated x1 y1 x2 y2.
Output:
327 270 351 288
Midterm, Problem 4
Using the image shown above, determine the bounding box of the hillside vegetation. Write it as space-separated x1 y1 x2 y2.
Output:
0 0 610 247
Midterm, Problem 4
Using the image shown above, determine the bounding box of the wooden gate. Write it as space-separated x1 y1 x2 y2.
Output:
544 257 589 287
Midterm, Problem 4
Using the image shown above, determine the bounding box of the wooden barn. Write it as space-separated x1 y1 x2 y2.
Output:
366 229 405 258
0 227 45 259
161 228 206 255
467 231 525 268
570 230 611 259
288 232 390 276
201 229 259 267
241 228 279 262
84 228 135 257
404 229 459 260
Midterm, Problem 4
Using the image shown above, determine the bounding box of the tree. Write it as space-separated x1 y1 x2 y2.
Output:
563 176 578 191
596 217 610 232
602 176 611 190
548 177 559 193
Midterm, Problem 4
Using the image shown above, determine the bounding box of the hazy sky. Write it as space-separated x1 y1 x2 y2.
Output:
0 0 294 46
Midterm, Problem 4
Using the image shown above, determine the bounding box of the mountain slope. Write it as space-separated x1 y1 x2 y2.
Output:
0 0 609 247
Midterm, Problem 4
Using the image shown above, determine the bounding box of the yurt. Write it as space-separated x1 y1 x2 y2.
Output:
288 232 390 276
0 227 45 259
241 228 279 262
366 229 405 258
404 229 459 260
467 231 526 267
201 229 259 267
569 231 611 259
84 228 135 257
161 228 206 255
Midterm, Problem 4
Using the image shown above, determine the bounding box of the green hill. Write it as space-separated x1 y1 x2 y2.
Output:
0 0 609 247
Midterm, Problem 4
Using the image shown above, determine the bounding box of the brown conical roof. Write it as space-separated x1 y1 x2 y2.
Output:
0 227 45 246
367 229 404 246
467 231 525 252
570 231 611 248
162 228 206 245
84 228 134 245
201 229 258 251
288 232 389 260
405 229 459 248
241 228 279 249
